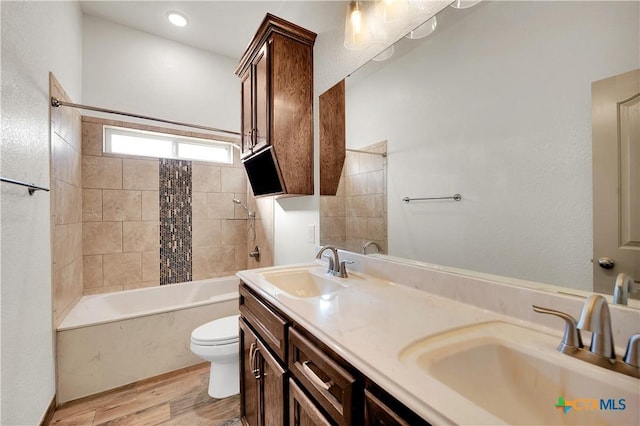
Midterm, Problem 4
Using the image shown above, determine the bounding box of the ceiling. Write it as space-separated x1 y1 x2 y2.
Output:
79 1 348 59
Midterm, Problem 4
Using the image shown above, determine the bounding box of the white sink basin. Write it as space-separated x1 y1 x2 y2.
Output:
261 267 348 298
399 321 639 425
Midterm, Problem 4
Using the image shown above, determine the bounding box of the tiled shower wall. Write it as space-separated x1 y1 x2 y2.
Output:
320 141 387 253
50 74 83 327
81 116 248 294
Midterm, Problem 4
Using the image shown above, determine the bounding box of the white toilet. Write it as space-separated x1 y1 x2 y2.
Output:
190 314 240 398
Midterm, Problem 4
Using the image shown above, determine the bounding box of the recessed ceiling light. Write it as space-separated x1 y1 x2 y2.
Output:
167 11 188 27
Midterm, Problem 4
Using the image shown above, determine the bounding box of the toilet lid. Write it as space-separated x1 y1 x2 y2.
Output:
191 315 240 346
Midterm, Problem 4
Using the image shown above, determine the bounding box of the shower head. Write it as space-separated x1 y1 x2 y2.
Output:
233 198 247 210
232 198 255 219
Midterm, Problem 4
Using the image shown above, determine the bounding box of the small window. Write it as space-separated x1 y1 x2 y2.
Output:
103 126 233 164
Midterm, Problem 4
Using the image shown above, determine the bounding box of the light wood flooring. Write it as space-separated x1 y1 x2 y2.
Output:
48 363 241 426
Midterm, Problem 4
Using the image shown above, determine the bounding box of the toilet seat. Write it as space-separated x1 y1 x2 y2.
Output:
191 314 240 346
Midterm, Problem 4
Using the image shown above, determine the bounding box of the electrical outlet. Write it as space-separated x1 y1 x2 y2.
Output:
307 225 315 244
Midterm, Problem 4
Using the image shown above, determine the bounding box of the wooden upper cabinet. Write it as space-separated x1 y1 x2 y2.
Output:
235 14 317 197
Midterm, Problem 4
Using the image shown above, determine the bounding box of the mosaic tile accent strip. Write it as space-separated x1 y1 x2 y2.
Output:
159 159 192 285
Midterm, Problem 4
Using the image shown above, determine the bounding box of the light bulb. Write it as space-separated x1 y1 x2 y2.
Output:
167 11 188 27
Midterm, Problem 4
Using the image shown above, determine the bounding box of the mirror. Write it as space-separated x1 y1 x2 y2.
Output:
320 0 640 303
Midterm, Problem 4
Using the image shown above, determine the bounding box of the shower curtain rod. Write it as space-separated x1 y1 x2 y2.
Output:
50 97 241 138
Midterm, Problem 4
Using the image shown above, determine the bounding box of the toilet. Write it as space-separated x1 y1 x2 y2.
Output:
190 314 240 398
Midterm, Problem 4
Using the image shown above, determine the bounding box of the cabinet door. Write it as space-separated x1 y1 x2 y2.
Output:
253 42 270 155
240 319 259 426
290 378 332 426
240 70 253 158
257 337 286 426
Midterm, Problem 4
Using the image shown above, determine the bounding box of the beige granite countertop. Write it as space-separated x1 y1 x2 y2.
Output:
237 261 570 425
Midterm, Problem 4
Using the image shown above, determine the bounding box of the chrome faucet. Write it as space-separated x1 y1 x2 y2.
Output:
613 273 634 305
532 295 639 378
315 246 351 278
577 295 615 359
362 241 383 255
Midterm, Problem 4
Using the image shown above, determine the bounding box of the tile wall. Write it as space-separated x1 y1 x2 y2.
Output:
320 141 387 254
81 116 249 294
50 74 83 327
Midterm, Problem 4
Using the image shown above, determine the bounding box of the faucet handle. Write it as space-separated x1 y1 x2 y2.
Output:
624 334 640 368
532 305 583 352
338 260 355 278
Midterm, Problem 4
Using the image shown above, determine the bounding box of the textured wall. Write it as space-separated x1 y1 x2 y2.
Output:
50 75 84 328
0 1 83 423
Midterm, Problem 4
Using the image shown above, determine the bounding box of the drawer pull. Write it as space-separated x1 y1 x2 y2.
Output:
302 361 333 391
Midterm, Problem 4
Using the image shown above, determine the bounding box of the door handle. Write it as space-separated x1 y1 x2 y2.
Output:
249 342 260 379
252 344 261 379
598 257 616 270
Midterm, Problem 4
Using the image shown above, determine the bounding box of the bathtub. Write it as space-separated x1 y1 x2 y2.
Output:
56 276 240 404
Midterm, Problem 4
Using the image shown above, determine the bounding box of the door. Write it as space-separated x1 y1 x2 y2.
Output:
240 319 259 426
253 42 270 155
240 318 286 426
257 336 285 426
592 69 640 295
240 71 253 158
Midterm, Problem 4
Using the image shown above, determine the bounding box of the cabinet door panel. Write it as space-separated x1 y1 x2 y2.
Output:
253 43 269 154
290 378 332 426
240 319 259 426
240 71 253 158
257 337 286 426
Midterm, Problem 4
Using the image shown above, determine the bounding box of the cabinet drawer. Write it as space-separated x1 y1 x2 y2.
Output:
364 388 431 426
239 283 288 362
290 378 332 426
289 328 358 425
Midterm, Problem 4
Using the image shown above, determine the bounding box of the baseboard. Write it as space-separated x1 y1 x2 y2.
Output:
39 394 56 426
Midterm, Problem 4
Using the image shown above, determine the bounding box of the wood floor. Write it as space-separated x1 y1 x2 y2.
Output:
49 363 241 426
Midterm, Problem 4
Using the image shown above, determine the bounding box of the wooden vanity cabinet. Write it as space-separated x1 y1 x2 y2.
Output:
235 14 317 196
239 284 289 426
240 318 286 426
239 282 429 426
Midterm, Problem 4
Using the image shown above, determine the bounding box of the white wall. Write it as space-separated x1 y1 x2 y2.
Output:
274 1 452 265
82 14 239 133
345 1 639 289
0 1 83 424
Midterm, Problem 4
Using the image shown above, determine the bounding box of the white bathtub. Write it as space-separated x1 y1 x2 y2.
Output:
56 276 240 403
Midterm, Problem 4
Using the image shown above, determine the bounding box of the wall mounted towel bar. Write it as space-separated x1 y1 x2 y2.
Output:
345 148 387 157
1 177 50 195
402 194 462 203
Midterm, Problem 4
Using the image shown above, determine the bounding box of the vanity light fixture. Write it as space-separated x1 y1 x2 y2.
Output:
372 45 394 61
405 15 437 39
450 0 483 9
382 0 409 23
344 1 371 49
167 11 188 27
